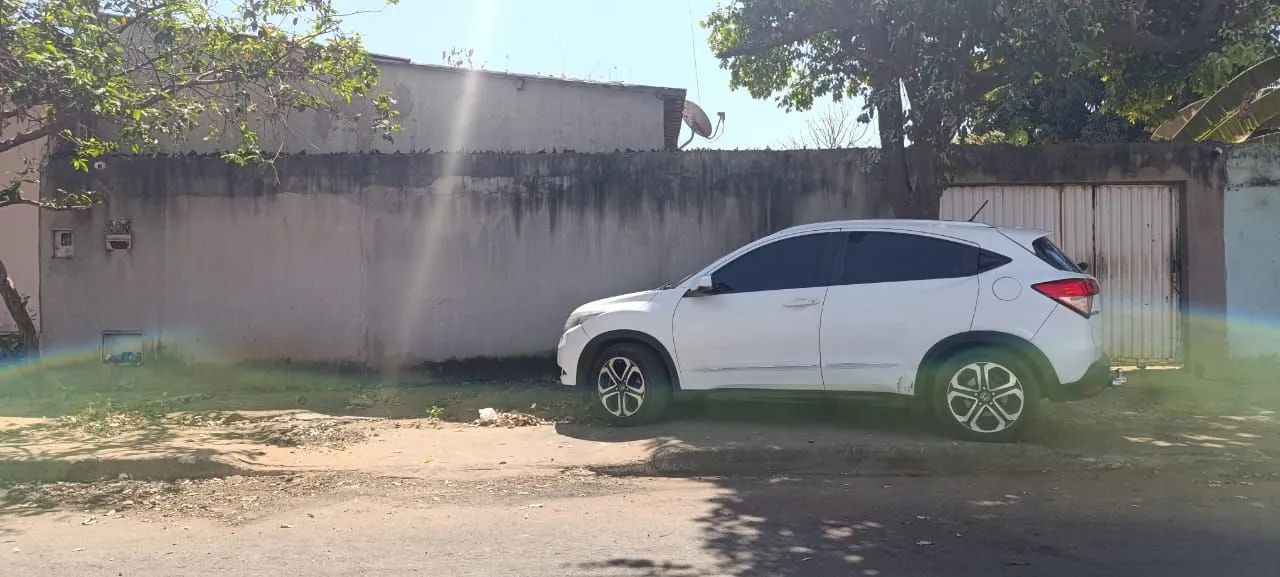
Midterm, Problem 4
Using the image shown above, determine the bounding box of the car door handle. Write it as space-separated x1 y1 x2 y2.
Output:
783 298 819 308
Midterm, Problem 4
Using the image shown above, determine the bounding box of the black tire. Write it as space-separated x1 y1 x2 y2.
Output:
589 343 671 426
931 347 1040 442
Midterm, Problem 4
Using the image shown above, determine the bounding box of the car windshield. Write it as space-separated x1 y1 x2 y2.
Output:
1033 236 1083 273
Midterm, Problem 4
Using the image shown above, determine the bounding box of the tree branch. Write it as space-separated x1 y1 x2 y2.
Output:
0 123 57 154
134 68 236 109
0 195 100 211
0 196 41 209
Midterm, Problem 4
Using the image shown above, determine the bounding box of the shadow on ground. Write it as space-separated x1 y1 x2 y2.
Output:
558 369 1280 472
625 473 1280 577
559 398 930 443
544 466 1280 577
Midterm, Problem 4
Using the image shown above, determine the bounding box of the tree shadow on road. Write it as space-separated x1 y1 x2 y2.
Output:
557 397 935 443
568 471 1280 577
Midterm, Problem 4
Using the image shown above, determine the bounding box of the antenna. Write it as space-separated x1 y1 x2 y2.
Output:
678 100 725 150
966 199 990 222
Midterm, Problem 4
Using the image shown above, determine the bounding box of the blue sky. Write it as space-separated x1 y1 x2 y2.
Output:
336 0 876 149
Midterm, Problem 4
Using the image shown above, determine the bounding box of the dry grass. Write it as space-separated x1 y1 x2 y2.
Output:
0 361 582 424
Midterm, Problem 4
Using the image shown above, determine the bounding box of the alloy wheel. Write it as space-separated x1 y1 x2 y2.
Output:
597 356 646 417
945 361 1025 434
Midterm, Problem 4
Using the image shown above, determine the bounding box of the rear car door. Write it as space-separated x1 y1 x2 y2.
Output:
672 232 839 390
820 231 980 394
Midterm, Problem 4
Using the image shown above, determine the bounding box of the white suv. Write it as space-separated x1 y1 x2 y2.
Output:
557 220 1109 441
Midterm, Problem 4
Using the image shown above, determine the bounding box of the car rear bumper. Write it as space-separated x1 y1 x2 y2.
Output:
1051 355 1110 401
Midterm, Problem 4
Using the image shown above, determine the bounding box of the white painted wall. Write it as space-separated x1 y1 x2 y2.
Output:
1225 145 1280 359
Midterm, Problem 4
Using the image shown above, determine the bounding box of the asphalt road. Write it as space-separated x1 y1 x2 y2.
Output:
4 470 1279 577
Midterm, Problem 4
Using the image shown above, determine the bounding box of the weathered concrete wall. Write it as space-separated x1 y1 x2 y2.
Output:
8 62 679 338
157 61 679 155
951 143 1227 368
39 150 880 364
0 127 44 334
1224 145 1280 359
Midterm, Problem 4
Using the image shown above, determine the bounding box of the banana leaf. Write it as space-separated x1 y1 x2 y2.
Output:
1247 132 1280 144
1173 55 1280 142
1203 89 1280 143
1151 98 1206 141
1255 114 1280 133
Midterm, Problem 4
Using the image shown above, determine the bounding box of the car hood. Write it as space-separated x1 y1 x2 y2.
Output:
573 289 661 314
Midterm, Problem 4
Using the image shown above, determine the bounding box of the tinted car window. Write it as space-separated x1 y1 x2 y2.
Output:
977 249 1012 274
839 231 978 285
1033 237 1082 273
712 233 834 293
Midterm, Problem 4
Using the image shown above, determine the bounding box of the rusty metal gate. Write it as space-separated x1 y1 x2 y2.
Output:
941 184 1181 364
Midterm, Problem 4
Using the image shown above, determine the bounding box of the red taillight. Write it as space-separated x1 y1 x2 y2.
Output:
1032 278 1100 318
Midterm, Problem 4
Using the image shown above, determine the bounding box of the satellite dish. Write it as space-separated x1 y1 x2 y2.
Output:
679 99 724 150
682 100 714 138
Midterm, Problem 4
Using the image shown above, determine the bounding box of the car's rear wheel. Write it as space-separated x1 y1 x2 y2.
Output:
932 347 1040 442
590 343 671 426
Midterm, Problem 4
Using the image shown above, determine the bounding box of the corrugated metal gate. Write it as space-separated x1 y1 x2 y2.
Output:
941 184 1181 364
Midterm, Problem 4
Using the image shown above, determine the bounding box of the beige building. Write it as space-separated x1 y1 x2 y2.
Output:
190 56 688 155
0 129 44 335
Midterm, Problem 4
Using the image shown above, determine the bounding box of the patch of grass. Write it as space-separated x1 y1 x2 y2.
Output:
0 361 580 423
56 397 179 436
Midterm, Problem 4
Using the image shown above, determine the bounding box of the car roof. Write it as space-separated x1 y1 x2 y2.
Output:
770 219 1051 244
780 218 989 232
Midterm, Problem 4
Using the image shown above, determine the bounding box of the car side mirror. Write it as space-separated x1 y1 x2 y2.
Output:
1077 261 1090 272
686 275 716 297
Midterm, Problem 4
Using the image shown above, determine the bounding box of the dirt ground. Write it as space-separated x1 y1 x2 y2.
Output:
5 471 1280 577
1 467 618 527
3 363 1280 526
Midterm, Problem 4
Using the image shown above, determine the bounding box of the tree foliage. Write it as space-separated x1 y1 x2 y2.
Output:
706 0 1280 217
0 0 401 209
975 2 1280 144
966 76 1154 145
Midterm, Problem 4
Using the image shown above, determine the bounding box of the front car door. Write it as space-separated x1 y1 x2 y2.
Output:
820 230 981 394
672 232 838 390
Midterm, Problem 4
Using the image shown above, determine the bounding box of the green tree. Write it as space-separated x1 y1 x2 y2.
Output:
706 0 1280 217
0 0 400 355
967 76 1154 145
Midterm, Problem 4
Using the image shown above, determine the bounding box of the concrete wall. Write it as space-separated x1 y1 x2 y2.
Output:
8 61 678 334
1224 145 1280 359
156 61 679 155
951 144 1227 368
39 150 880 364
0 127 44 333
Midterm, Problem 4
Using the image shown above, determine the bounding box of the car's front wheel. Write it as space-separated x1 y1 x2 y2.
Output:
932 348 1040 442
590 343 671 426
